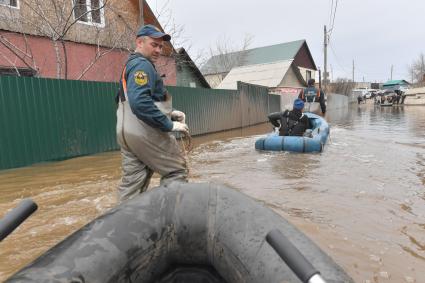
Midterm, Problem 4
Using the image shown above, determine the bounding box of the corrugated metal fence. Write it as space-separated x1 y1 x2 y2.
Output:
169 86 242 135
0 76 117 170
0 77 280 170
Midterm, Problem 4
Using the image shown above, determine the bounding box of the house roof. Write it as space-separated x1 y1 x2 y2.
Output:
216 60 306 90
176 48 210 88
383 80 410 86
201 40 313 75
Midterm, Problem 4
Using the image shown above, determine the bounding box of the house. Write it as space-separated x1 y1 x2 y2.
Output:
382 80 410 91
175 48 210 88
201 40 317 89
216 60 305 90
0 0 179 85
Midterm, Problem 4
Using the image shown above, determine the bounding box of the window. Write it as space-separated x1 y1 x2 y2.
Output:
306 70 312 81
0 67 37 77
0 0 18 8
73 0 104 26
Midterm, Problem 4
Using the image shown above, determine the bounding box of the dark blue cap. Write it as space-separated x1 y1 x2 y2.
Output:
136 24 171 41
293 98 305 110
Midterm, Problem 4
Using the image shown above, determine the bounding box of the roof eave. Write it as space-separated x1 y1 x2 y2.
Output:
177 48 211 88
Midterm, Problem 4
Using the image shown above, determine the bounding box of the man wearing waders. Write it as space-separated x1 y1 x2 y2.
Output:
298 78 326 115
116 25 189 202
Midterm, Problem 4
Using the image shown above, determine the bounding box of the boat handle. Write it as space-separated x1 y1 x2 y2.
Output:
0 198 38 241
266 229 327 283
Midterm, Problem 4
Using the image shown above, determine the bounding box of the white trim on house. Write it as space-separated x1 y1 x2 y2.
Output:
0 0 19 9
72 0 105 28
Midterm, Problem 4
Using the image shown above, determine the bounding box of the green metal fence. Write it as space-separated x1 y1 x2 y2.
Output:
0 76 117 170
169 86 241 136
0 76 280 170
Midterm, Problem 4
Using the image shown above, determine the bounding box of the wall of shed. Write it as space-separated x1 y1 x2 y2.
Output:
278 67 305 88
176 63 205 88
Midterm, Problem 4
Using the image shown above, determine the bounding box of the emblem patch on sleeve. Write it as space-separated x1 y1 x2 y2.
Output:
134 71 148 86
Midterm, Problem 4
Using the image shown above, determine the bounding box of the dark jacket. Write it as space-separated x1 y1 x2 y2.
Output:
299 86 326 114
268 109 310 136
117 53 173 132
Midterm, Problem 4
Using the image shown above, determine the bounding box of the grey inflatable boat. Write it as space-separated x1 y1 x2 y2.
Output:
7 183 353 283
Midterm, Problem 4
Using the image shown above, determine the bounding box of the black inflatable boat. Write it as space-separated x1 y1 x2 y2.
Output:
7 183 353 283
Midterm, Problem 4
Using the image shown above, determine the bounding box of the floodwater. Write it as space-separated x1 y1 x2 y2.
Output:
1 102 424 282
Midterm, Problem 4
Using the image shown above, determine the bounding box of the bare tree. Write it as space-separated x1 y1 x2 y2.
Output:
153 0 188 51
408 53 425 86
203 33 254 71
0 0 135 79
328 77 355 96
0 32 37 76
196 34 254 88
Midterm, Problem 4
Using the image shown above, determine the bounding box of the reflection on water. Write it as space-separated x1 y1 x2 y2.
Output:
1 103 425 282
190 103 425 283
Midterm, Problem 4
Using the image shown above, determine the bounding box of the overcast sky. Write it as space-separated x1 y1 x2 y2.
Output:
147 0 425 83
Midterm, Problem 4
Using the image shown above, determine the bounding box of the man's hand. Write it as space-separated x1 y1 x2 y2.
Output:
172 121 189 134
171 110 186 124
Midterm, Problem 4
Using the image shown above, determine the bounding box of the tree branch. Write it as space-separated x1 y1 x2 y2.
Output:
0 51 21 76
0 35 37 72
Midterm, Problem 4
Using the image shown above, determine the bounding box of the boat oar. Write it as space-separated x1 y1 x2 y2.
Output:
0 198 38 241
266 229 326 283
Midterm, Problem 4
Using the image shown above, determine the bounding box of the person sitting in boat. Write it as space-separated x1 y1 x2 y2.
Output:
298 78 326 115
268 98 311 137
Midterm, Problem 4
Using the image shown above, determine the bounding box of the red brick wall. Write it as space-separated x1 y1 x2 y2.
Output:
0 31 177 85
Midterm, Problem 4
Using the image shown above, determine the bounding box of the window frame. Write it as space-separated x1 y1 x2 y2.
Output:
72 0 105 28
0 0 19 9
0 67 37 77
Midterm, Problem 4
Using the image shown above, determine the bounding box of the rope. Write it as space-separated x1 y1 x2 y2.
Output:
178 132 194 177
178 132 193 153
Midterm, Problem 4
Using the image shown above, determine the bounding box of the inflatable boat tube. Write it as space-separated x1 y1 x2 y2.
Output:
255 113 329 153
7 183 352 283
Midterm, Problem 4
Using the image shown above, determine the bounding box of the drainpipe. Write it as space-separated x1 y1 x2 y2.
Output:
138 0 144 26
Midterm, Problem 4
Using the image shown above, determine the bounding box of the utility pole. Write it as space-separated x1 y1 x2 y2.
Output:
390 65 393 80
138 0 144 25
352 60 355 83
324 25 328 91
330 64 333 82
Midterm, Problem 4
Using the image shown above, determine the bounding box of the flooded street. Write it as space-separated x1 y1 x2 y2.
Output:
1 102 425 282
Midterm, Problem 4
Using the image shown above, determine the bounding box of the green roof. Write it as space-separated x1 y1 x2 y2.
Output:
383 80 410 86
201 40 308 75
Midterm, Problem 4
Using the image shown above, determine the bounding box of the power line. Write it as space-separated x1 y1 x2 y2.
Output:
328 0 334 27
328 0 338 38
328 41 351 77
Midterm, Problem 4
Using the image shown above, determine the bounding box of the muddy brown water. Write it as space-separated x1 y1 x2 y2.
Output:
0 102 424 282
